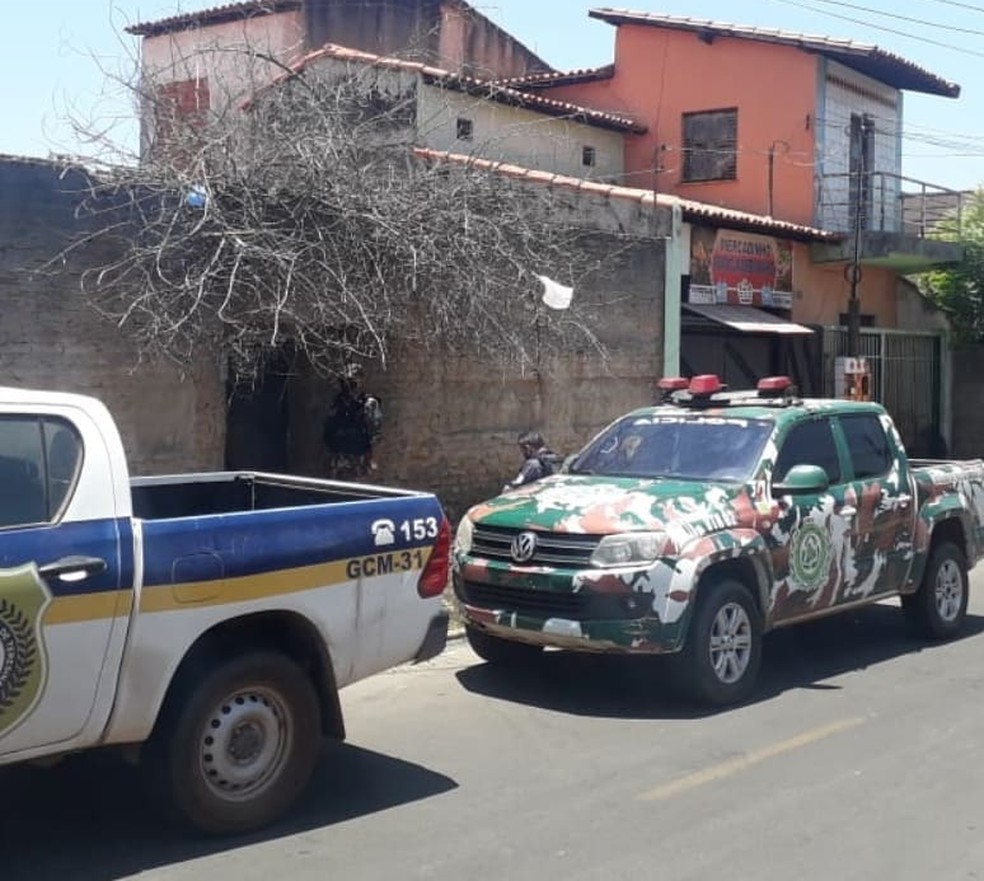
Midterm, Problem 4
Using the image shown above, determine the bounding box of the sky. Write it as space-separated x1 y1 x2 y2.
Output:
3 0 983 190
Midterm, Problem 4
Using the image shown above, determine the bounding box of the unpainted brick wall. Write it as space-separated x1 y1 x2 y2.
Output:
287 211 667 520
0 157 226 476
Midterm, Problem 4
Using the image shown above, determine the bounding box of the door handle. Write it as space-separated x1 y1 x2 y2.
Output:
38 555 108 583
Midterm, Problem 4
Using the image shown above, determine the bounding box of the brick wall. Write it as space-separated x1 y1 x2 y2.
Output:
0 157 225 476
286 197 668 520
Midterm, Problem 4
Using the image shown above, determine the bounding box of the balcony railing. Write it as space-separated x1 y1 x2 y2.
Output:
817 171 965 238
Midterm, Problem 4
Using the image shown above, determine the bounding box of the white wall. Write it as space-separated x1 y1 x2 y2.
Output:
416 83 625 181
816 59 903 232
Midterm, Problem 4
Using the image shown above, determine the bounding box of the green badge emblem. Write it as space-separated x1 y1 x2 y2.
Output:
0 565 51 739
789 522 833 590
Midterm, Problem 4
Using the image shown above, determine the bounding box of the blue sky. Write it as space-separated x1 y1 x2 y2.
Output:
3 0 982 189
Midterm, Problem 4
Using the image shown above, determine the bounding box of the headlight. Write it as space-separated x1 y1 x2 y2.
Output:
590 532 668 567
454 516 475 555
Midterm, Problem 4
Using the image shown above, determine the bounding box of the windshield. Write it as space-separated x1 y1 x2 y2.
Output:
569 413 774 481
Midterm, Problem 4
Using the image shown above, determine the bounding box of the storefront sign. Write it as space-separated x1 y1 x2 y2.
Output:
689 228 794 309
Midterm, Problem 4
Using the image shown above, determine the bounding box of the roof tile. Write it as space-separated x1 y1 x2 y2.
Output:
272 44 647 133
126 1 301 36
589 8 959 97
412 147 841 242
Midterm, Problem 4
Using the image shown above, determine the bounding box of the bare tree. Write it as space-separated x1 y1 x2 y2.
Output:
56 43 637 381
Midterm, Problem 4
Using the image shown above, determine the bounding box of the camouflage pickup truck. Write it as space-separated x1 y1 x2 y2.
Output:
452 375 984 706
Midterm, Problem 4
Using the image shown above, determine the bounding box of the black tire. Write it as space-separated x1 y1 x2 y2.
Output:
144 651 322 836
672 578 762 707
466 625 543 666
902 540 968 640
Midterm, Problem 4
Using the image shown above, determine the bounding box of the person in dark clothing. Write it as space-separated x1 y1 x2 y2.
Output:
322 365 383 480
504 431 558 491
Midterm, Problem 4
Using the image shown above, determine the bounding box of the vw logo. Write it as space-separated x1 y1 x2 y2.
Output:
510 531 538 564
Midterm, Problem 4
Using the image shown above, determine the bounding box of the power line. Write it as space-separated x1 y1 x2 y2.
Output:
802 0 984 37
768 0 984 58
925 0 984 13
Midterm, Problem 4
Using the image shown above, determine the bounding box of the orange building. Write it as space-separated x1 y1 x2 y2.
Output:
505 10 964 451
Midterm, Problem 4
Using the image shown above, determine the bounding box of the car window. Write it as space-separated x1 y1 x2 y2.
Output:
570 414 773 481
773 418 841 485
840 413 890 480
0 416 83 528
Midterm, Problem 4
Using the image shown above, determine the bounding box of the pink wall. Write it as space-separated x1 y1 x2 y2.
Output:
141 10 305 107
547 24 820 227
791 247 898 327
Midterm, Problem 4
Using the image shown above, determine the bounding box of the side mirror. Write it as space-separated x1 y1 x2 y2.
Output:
773 464 829 496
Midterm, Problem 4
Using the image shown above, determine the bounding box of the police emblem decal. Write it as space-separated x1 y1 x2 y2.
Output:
0 567 51 738
789 522 833 591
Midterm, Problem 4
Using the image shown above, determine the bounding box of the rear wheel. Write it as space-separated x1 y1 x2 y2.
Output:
902 540 968 640
673 578 762 707
466 625 543 666
145 651 322 836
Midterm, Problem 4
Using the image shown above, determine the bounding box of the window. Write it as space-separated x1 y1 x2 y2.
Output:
774 419 841 485
682 108 738 182
570 415 773 482
582 145 597 167
840 414 890 479
456 117 474 141
0 417 83 529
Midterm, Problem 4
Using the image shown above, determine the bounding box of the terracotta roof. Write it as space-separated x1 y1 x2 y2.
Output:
493 65 616 90
268 44 647 133
412 148 841 243
126 1 301 37
589 8 960 98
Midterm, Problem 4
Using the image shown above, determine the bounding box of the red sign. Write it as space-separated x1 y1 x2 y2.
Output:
689 228 793 308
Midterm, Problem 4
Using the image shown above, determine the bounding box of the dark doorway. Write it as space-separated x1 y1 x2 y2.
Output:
224 347 293 472
681 325 823 396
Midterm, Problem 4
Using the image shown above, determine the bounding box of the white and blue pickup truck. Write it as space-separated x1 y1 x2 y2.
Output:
0 386 450 835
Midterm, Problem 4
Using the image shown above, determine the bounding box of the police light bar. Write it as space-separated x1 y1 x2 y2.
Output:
689 375 724 396
757 376 793 398
658 377 689 392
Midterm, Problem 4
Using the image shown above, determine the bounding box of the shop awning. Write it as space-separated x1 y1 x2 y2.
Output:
683 303 814 335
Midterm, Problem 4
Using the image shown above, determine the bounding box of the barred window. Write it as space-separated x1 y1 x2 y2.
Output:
682 108 738 182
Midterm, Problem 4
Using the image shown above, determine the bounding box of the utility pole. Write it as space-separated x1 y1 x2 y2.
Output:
846 114 872 359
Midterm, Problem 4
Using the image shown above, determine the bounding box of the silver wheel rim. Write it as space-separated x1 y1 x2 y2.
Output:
199 686 292 802
708 601 753 684
935 559 964 623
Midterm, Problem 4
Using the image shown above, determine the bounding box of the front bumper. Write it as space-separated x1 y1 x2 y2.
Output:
454 591 684 655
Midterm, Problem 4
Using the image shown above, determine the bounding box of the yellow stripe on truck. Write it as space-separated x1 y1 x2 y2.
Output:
45 591 133 625
41 550 428 623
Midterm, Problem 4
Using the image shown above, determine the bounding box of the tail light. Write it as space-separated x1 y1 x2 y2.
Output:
417 516 451 598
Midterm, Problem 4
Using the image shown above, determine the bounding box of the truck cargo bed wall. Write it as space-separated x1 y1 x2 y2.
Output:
131 473 394 520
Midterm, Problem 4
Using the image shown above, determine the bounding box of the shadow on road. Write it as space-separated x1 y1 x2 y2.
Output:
0 741 457 881
455 606 984 720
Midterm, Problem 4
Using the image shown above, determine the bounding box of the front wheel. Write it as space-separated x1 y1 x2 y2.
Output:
902 540 968 640
466 625 543 666
145 651 322 836
672 579 762 707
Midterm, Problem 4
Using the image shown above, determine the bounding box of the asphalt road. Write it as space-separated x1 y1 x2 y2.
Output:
7 574 984 881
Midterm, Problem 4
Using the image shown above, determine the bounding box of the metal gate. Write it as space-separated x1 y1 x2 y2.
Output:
821 327 944 456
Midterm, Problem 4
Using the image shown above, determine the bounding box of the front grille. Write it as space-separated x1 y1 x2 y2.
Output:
460 581 589 617
472 525 600 567
457 579 650 621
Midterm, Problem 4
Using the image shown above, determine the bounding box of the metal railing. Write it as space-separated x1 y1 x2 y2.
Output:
816 171 965 238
